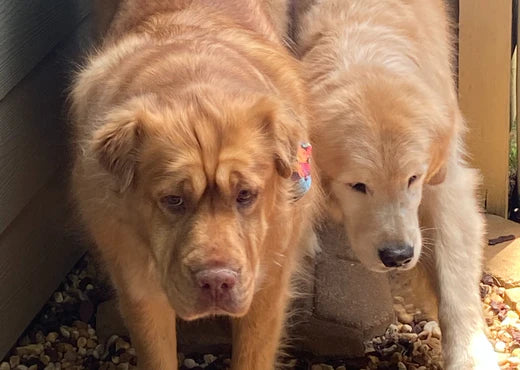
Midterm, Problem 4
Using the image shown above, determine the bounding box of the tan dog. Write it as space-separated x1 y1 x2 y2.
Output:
70 1 319 368
294 0 498 368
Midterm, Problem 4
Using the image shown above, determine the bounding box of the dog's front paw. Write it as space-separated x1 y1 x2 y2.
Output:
445 332 499 370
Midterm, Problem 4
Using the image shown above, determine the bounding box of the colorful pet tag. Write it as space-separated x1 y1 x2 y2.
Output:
291 142 312 199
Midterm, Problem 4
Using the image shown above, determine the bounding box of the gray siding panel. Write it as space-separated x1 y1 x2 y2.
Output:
0 0 91 100
0 17 92 235
0 170 85 358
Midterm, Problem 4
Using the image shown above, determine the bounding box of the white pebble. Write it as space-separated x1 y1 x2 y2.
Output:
401 324 413 333
423 321 438 333
494 341 506 352
53 292 63 303
203 354 217 364
59 327 70 338
184 358 197 369
386 324 399 337
0 362 10 370
9 356 19 367
509 357 520 365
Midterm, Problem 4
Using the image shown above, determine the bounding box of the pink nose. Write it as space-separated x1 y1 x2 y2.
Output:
195 268 237 300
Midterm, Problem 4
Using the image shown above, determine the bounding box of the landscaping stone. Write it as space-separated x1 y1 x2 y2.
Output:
291 221 394 357
505 287 520 314
484 214 520 288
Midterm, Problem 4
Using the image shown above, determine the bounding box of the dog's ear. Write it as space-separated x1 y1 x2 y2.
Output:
426 164 447 185
425 121 453 186
92 109 145 191
252 97 306 178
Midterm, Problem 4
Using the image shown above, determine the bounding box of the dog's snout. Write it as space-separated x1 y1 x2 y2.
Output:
195 268 237 299
378 244 414 268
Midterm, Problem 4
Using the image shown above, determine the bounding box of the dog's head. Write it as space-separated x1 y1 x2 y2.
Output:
313 71 454 272
91 91 306 319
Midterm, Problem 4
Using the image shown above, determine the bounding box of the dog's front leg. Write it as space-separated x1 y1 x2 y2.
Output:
231 262 293 370
118 292 178 370
422 165 498 370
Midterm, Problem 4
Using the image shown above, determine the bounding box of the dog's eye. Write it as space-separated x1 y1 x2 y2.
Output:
236 190 256 207
350 183 367 194
160 195 184 211
408 175 418 187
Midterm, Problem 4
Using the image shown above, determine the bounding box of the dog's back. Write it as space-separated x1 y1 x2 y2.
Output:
296 0 454 93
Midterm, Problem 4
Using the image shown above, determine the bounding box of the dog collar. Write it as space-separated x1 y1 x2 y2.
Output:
291 142 312 200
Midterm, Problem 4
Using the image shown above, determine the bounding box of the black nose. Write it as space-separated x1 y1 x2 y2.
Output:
378 244 414 268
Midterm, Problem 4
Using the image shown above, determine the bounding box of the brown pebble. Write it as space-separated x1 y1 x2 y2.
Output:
77 337 87 348
397 312 413 324
56 343 74 354
73 321 88 330
78 328 89 339
46 333 59 343
0 362 9 370
59 326 71 338
64 351 77 362
86 339 97 349
115 338 130 352
39 354 50 366
16 344 44 357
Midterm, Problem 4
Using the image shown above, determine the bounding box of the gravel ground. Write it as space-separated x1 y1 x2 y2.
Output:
1 254 519 370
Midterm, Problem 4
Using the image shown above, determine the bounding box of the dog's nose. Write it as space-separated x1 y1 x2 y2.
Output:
195 268 237 299
378 244 414 268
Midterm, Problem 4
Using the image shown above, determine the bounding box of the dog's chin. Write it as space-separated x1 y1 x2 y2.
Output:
174 300 251 321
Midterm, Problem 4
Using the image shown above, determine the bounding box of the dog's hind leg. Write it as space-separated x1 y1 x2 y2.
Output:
421 163 498 370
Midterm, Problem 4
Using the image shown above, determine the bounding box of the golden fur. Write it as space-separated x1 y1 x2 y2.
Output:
294 0 498 368
70 1 319 368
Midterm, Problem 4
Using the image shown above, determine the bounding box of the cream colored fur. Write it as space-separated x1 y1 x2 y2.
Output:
294 0 498 368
